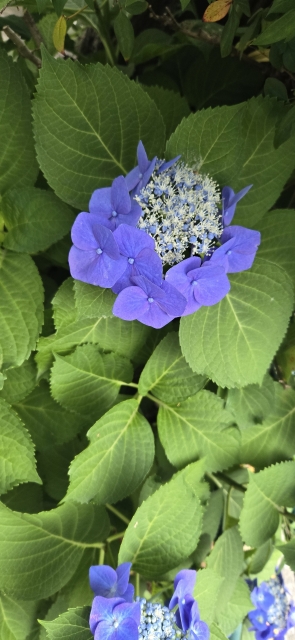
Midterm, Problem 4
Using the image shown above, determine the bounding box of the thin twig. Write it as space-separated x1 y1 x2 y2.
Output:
3 26 41 68
0 0 12 15
23 9 43 47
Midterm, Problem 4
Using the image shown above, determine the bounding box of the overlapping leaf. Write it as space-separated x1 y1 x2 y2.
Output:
65 399 154 504
0 357 37 404
157 390 240 471
206 527 244 610
254 209 295 283
50 344 133 421
0 251 43 368
0 502 109 599
33 48 165 209
227 374 275 429
239 461 295 546
138 332 206 401
0 50 38 194
119 464 203 577
74 281 116 320
40 607 92 640
0 592 37 640
180 260 293 388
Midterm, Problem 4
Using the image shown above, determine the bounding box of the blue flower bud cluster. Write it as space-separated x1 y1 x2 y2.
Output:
69 141 261 328
89 563 209 640
248 574 295 640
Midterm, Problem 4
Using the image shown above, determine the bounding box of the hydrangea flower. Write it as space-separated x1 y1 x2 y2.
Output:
248 574 295 640
69 141 260 327
90 562 134 602
89 564 209 640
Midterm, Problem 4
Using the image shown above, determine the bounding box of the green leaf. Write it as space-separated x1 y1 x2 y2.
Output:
248 540 273 574
50 345 133 421
1 482 43 514
138 332 206 402
210 623 228 640
239 461 295 546
33 48 165 210
0 50 38 195
0 399 41 495
114 11 134 61
52 278 76 330
52 15 67 52
157 390 240 472
268 0 294 14
240 383 295 467
0 592 37 640
38 13 61 54
38 438 84 501
13 381 85 451
124 0 148 15
37 315 151 370
217 579 253 636
118 464 203 577
40 606 92 640
202 489 224 541
194 568 224 625
179 259 294 389
264 78 288 101
65 399 154 504
254 11 295 45
166 103 244 186
220 4 242 58
0 357 37 404
141 85 190 139
74 281 116 320
277 539 295 570
0 502 110 599
226 374 275 429
206 527 244 610
2 188 74 254
0 251 44 368
232 99 295 226
253 210 295 283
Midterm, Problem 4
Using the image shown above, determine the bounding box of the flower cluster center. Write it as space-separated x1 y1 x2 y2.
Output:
135 161 222 265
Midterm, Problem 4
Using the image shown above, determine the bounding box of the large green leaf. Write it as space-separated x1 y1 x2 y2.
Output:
0 50 38 195
0 251 44 368
65 399 154 504
38 438 84 501
33 48 165 209
180 259 293 388
232 99 295 226
74 281 116 320
194 568 224 625
157 391 240 472
2 188 75 254
277 539 295 570
138 332 206 402
118 463 203 577
240 383 295 467
0 399 41 495
0 592 37 640
166 103 244 186
253 210 295 284
40 607 92 640
0 502 109 599
217 579 253 636
13 381 85 451
52 279 76 330
50 344 133 422
206 527 244 611
254 11 295 45
239 461 295 546
0 357 37 404
226 374 275 430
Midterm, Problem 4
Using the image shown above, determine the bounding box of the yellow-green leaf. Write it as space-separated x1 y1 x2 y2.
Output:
203 0 232 23
53 16 67 53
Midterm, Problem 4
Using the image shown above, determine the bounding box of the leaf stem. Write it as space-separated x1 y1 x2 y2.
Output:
135 572 140 598
107 531 126 543
3 26 41 68
106 504 130 525
99 546 105 565
93 0 116 66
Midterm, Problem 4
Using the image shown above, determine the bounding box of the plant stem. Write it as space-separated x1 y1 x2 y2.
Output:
23 10 43 47
106 504 130 525
135 572 140 598
107 531 126 543
99 546 105 565
3 26 41 68
93 0 116 66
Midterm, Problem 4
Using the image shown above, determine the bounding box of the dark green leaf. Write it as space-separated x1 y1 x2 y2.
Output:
141 85 190 139
0 357 37 404
254 11 295 45
114 11 134 60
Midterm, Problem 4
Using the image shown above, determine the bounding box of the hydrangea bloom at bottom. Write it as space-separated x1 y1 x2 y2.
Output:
248 574 295 640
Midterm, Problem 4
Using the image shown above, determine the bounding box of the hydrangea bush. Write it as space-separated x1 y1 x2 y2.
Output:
0 2 295 639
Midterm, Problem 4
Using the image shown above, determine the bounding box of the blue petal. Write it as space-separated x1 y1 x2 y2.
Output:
190 620 210 640
90 597 125 633
89 187 112 216
115 563 132 597
113 225 155 256
89 566 117 597
111 176 131 216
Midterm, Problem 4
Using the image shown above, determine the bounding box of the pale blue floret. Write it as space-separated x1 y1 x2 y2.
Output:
135 161 222 265
136 598 186 640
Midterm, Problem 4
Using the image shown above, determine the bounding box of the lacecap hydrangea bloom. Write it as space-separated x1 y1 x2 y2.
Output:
69 142 261 329
248 573 295 640
89 563 209 640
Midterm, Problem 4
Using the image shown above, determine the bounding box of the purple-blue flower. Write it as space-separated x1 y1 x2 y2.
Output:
247 574 295 640
89 563 134 602
209 226 261 273
125 141 157 194
112 224 163 294
166 257 230 316
248 609 269 631
69 213 126 288
189 601 210 640
169 569 197 632
113 274 186 329
89 175 142 231
222 185 252 226
89 596 140 640
251 585 275 611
